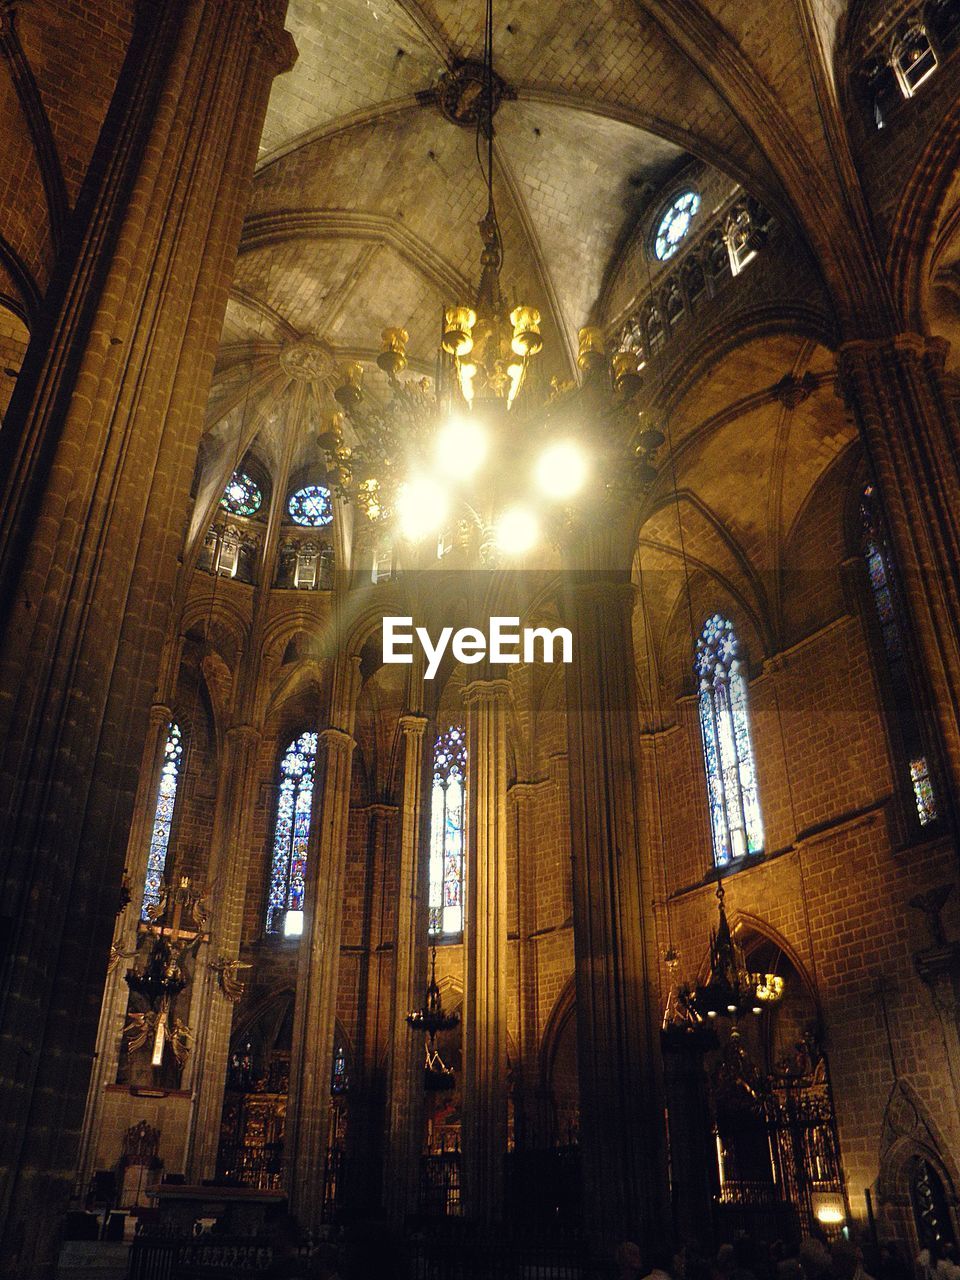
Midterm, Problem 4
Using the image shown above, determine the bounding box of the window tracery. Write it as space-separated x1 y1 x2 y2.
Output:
429 726 466 938
141 723 183 919
696 616 764 866
220 472 262 517
288 485 333 527
860 486 938 828
654 191 701 262
266 731 318 937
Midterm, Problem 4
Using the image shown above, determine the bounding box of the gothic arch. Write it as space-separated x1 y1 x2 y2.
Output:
876 1080 960 1247
539 975 577 1090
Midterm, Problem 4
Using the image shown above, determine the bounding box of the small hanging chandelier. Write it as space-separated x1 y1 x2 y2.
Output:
675 875 784 1027
407 944 460 1091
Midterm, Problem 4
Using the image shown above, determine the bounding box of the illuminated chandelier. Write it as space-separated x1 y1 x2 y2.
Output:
320 0 659 562
667 876 784 1039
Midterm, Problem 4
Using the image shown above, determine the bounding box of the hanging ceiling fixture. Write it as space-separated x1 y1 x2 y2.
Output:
320 0 660 563
407 945 460 1091
670 876 784 1034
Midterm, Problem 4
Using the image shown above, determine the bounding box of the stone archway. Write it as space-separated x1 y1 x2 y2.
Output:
876 1082 960 1250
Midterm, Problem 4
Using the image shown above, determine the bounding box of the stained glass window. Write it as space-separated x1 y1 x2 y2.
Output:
429 726 466 937
141 723 183 919
288 485 333 527
331 1042 349 1095
696 616 763 865
860 486 938 827
655 191 701 262
266 731 318 937
910 758 937 826
220 471 262 517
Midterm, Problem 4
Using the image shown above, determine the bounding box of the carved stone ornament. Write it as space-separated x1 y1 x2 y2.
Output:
426 60 513 128
280 335 336 383
909 883 953 948
252 0 299 74
772 371 817 409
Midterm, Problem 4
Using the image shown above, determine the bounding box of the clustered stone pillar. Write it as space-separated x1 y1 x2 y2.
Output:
187 723 263 1181
285 654 361 1228
461 679 511 1225
838 335 960 807
384 712 429 1225
343 801 397 1214
511 781 552 1150
0 4 294 1274
562 571 668 1258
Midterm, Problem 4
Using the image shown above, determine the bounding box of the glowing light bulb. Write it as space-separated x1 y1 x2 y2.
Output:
396 476 449 542
815 1205 844 1226
495 506 539 556
535 439 589 500
435 413 488 479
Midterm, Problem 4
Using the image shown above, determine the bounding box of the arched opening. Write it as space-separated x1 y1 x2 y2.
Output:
217 993 350 1219
666 923 846 1246
420 992 462 1218
911 1156 958 1251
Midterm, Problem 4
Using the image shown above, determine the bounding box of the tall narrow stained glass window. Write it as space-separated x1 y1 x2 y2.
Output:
266 731 318 937
696 615 764 866
860 486 938 827
141 722 183 919
429 726 466 937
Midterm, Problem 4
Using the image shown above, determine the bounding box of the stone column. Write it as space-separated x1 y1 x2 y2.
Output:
461 679 511 1226
186 723 262 1181
662 1042 716 1249
838 335 960 806
510 781 551 1150
285 654 361 1227
562 573 668 1258
0 5 294 1273
384 713 430 1224
343 802 396 1215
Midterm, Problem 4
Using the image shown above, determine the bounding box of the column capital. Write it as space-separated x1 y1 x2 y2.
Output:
148 702 173 728
565 576 638 611
463 677 512 706
399 713 428 738
319 726 356 753
509 779 552 804
837 332 949 382
364 802 399 818
251 0 299 74
225 722 260 746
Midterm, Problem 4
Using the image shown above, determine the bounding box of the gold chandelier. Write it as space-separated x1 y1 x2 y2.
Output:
319 1 660 562
665 876 785 1041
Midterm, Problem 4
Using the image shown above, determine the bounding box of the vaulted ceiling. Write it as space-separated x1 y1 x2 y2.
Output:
199 0 876 654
